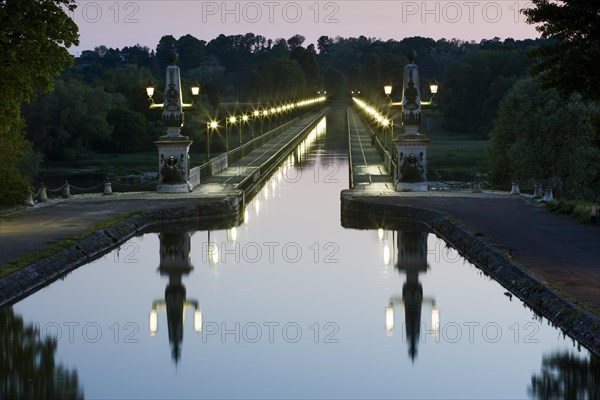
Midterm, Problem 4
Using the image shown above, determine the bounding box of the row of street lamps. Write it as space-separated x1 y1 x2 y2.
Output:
206 96 327 157
353 80 441 152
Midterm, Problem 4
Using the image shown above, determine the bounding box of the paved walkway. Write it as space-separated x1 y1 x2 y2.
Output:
205 108 328 187
347 107 393 186
0 109 327 268
344 109 600 312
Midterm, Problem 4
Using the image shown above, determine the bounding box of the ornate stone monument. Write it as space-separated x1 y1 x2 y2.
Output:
395 51 429 192
153 51 194 193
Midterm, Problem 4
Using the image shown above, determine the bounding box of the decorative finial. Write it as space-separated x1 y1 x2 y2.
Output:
407 48 417 63
168 49 178 65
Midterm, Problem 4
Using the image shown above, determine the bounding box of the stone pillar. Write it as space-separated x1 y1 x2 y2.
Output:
395 50 428 192
472 175 482 193
155 51 194 193
510 179 520 195
38 183 47 202
156 139 193 193
543 186 553 201
103 179 113 195
533 181 543 199
62 180 71 198
24 188 34 206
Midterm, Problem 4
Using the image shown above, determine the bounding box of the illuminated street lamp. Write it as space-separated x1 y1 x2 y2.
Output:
241 114 249 143
191 81 201 96
383 78 439 107
206 120 218 159
253 110 262 136
145 79 200 109
225 116 237 151
381 117 393 150
263 109 271 131
429 78 439 94
146 81 155 99
384 83 392 101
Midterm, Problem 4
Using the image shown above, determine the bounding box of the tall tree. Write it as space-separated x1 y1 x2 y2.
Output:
176 34 206 71
23 78 118 160
489 78 600 198
523 0 600 100
0 0 79 206
291 45 320 95
156 35 177 71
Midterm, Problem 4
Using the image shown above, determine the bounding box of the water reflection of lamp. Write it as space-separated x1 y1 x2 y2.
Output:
207 231 219 265
385 230 439 362
149 232 202 364
227 227 238 242
378 229 393 266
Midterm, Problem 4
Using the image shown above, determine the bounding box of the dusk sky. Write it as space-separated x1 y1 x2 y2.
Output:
69 1 540 54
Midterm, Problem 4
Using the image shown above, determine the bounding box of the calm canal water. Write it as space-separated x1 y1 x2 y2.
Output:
2 110 598 399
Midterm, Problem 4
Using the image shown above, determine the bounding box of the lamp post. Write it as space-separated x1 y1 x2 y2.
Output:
263 109 271 131
146 51 200 193
225 116 236 152
241 114 249 144
381 118 393 152
382 79 438 107
384 83 392 102
206 120 218 159
252 110 261 138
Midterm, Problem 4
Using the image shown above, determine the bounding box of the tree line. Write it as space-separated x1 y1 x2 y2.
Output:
2 0 598 207
21 34 546 163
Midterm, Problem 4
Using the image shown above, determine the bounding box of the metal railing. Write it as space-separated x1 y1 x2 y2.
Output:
196 109 322 185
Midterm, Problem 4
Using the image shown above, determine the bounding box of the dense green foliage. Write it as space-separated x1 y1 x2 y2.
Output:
523 0 600 101
0 0 79 207
485 0 600 200
442 43 531 137
489 78 599 199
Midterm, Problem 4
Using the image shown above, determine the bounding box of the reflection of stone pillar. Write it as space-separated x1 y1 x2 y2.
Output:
396 231 429 362
165 283 186 362
159 232 193 275
403 279 423 362
156 51 193 193
396 50 429 192
159 232 193 363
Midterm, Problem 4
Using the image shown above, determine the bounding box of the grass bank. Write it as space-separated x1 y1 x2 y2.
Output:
0 210 141 280
545 199 600 224
42 151 210 177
